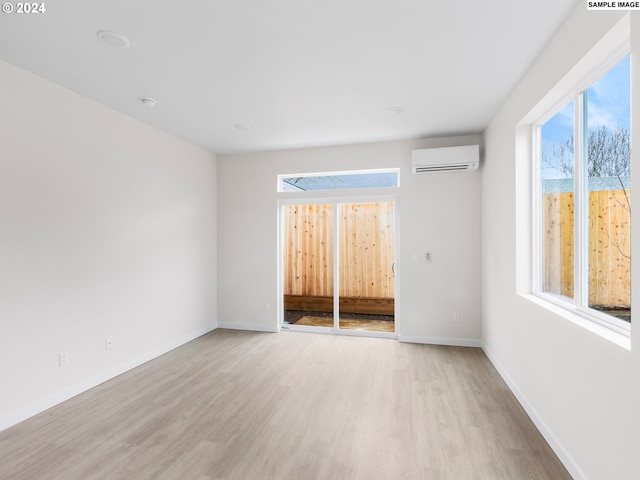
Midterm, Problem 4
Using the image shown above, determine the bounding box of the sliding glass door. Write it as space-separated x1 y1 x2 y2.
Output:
281 199 396 336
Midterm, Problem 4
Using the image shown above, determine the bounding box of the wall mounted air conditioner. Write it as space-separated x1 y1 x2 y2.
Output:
411 145 479 174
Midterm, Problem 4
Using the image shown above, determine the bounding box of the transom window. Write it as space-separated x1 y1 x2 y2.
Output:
535 54 631 334
278 169 399 192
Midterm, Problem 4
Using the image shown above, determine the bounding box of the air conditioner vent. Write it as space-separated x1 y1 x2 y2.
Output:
412 145 479 174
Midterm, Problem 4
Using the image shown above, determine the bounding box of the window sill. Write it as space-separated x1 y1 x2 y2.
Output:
520 293 631 351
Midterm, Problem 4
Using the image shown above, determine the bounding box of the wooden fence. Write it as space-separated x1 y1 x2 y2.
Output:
283 202 395 300
543 189 630 307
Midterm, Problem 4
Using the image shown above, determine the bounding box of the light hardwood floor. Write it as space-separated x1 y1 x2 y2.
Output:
0 330 571 479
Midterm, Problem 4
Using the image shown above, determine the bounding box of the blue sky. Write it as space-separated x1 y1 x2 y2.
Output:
587 55 631 131
541 55 630 179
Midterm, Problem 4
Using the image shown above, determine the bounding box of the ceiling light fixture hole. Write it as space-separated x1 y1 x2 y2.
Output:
386 106 405 115
97 30 130 48
139 97 157 107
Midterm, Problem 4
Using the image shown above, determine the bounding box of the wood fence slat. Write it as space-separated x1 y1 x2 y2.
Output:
561 193 574 298
284 202 395 300
543 189 630 308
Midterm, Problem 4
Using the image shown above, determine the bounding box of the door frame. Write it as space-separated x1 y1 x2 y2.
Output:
277 195 399 339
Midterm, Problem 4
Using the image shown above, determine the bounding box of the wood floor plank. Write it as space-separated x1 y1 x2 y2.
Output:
0 330 572 480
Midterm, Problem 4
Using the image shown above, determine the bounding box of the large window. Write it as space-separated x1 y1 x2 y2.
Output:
535 54 631 333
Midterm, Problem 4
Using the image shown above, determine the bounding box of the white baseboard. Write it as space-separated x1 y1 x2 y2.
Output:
481 344 585 480
217 322 278 333
0 322 218 433
397 334 482 348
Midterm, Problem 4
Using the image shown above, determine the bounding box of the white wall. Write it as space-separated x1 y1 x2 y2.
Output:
483 7 639 480
217 136 482 344
0 60 217 429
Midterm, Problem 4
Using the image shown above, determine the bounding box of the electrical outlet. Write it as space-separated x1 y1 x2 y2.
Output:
453 312 461 323
264 303 271 312
59 351 69 367
425 252 432 263
105 336 114 350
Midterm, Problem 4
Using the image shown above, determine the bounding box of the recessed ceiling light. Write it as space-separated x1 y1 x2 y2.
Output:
97 30 130 48
386 106 405 115
139 97 157 107
233 123 251 131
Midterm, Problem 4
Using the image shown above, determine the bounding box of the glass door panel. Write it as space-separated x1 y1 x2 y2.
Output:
338 202 395 333
282 203 335 329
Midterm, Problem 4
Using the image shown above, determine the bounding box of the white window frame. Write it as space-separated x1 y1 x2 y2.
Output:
531 46 631 338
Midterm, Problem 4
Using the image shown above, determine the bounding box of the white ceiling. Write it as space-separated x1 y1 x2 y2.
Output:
0 0 578 154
